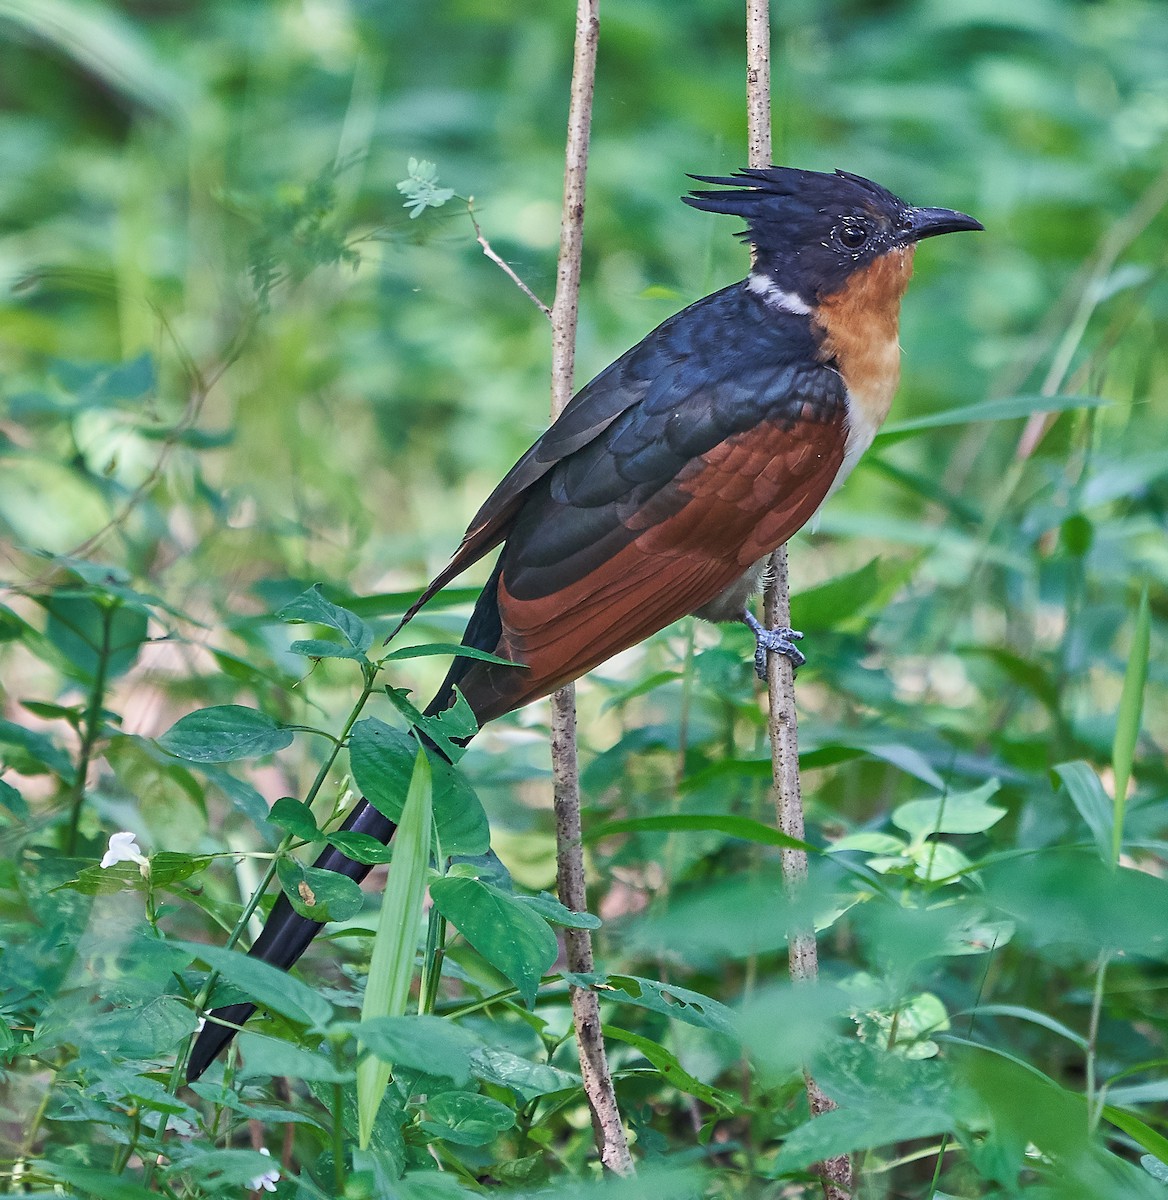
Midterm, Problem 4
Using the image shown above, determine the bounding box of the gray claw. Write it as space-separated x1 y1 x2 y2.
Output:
742 611 806 678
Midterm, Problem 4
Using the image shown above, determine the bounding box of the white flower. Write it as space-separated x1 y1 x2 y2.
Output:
100 831 148 871
248 1147 279 1193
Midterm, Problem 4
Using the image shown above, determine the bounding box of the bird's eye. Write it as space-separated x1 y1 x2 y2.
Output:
837 222 869 250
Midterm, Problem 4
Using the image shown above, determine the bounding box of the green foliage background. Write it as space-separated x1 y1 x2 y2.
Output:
1 0 1167 1196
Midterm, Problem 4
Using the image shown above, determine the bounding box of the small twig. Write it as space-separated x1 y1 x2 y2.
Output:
467 199 551 319
546 0 633 1175
748 2 852 1197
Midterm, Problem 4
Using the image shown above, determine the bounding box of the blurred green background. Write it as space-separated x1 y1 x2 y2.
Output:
1 0 1167 1193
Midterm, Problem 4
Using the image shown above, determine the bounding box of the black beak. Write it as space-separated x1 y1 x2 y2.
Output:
906 206 984 242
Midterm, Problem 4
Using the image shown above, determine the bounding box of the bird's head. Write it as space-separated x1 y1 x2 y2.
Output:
684 166 982 310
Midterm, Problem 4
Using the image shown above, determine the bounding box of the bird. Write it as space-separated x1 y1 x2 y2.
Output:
187 165 981 1081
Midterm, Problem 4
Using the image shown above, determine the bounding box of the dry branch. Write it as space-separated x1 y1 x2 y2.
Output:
747 1 853 1195
547 0 634 1175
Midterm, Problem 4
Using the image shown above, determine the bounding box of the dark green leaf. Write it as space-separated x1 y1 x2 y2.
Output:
234 1033 352 1082
349 718 489 857
176 941 333 1029
430 876 557 1007
267 796 319 840
419 1090 515 1145
357 1015 477 1084
157 706 293 762
278 583 372 653
276 858 365 922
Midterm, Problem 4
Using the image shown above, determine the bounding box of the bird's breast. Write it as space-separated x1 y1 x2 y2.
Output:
812 245 914 492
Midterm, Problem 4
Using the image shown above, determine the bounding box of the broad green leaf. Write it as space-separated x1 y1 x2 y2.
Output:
0 717 75 780
563 972 738 1039
770 1102 953 1171
419 1090 515 1145
358 749 432 1148
42 595 148 682
177 941 333 1029
276 859 365 922
65 852 211 895
234 1033 352 1082
469 1046 581 1101
278 583 373 654
515 891 601 930
430 876 557 1007
349 718 489 857
288 637 367 661
356 1015 477 1084
1053 761 1112 862
36 1162 159 1200
1112 586 1150 865
892 780 1005 840
789 558 883 631
267 796 319 841
157 706 293 763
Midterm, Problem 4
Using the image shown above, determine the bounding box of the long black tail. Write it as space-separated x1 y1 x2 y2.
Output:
186 573 507 1082
186 798 399 1081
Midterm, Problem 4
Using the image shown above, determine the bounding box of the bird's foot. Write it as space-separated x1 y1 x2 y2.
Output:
742 610 805 679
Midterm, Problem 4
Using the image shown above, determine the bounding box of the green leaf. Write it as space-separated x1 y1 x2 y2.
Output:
0 717 75 780
381 641 517 666
326 830 397 864
515 891 601 930
789 558 884 632
64 853 212 896
892 780 1005 840
289 637 368 661
584 811 814 852
419 1090 515 1145
235 1033 352 1082
430 876 558 1007
356 1015 477 1084
267 796 319 840
276 858 365 922
42 595 148 682
563 973 738 1039
1103 1107 1168 1171
177 941 333 1029
770 1101 953 1171
469 1046 581 1101
603 1024 738 1114
1112 586 1150 865
36 1161 160 1200
0 777 26 817
349 718 489 857
876 392 1107 443
358 749 433 1149
1053 761 1113 862
278 583 373 654
157 706 293 762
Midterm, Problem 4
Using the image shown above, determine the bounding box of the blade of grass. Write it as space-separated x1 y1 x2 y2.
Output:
357 748 433 1149
1111 586 1150 866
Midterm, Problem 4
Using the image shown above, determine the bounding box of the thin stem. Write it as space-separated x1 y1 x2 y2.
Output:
748 1 851 1196
1086 953 1111 1130
420 909 447 1016
546 0 633 1176
66 602 115 854
333 1042 347 1194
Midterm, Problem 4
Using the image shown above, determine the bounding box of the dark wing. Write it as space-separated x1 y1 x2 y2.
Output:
435 289 849 722
391 284 744 634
